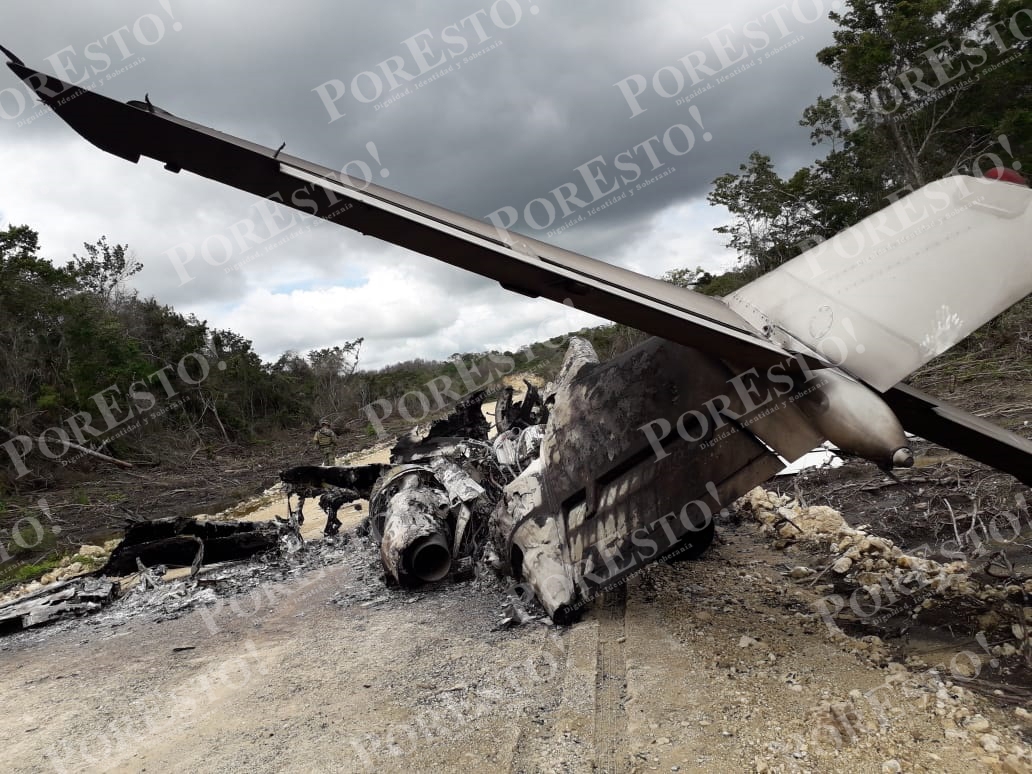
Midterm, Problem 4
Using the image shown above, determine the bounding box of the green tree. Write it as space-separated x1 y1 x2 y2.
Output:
66 236 141 303
0 226 75 427
707 0 1030 275
707 152 825 275
814 0 1004 188
308 339 364 421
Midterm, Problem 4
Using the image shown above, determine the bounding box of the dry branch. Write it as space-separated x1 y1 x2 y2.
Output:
0 423 132 470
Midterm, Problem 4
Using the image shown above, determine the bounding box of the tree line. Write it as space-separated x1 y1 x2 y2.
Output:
707 0 1029 285
0 223 591 488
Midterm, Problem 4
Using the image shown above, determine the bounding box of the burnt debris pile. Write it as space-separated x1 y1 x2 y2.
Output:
0 513 316 635
102 516 284 575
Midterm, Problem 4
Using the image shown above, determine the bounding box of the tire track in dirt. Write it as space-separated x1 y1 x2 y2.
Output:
507 617 598 773
594 586 628 773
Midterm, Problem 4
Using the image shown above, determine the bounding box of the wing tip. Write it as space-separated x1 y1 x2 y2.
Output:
0 44 24 66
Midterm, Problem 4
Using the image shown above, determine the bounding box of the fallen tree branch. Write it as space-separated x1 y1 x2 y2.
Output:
0 423 132 470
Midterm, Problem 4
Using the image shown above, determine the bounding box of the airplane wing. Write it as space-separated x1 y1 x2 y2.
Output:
3 54 814 376
882 383 1032 485
725 175 1032 392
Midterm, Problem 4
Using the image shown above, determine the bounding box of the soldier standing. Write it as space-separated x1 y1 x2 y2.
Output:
313 419 338 466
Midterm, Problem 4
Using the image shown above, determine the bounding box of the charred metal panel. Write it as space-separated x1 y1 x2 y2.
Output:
279 464 387 494
498 337 800 620
279 464 387 535
537 337 812 533
102 517 281 575
492 458 577 619
496 381 547 433
391 391 489 462
717 359 824 462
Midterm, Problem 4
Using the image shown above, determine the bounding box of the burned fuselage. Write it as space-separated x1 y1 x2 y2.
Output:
312 334 911 622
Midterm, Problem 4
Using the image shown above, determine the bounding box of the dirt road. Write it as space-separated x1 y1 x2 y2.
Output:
3 494 1031 773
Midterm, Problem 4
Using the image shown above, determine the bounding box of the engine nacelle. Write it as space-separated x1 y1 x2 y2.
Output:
794 369 913 469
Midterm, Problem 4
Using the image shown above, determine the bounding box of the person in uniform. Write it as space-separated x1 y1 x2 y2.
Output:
313 419 337 466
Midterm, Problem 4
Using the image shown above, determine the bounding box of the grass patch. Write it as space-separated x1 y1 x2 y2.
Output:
0 553 63 592
0 522 90 593
6 523 59 559
0 549 105 594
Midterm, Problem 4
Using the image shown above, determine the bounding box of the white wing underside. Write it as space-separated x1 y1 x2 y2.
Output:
726 175 1032 391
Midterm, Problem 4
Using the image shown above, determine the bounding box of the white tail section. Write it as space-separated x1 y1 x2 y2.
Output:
725 175 1032 391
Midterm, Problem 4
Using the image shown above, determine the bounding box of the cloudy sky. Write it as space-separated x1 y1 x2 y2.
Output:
0 0 840 368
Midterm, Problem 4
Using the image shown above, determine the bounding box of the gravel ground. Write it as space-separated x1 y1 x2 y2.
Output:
2 490 1031 773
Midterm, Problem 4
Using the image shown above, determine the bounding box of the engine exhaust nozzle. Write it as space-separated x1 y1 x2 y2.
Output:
405 532 452 583
892 447 914 468
378 480 454 586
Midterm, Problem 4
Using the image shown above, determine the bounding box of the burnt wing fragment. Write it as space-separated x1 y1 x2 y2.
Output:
279 463 387 535
102 517 281 575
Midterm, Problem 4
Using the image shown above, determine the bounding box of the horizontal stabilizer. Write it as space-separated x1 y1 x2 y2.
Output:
882 383 1032 485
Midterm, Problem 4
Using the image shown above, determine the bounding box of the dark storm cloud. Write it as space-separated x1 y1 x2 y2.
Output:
1 0 836 217
0 0 840 363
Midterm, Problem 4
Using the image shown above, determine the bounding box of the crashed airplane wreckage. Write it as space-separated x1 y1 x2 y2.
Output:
5 53 1031 623
299 341 751 623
